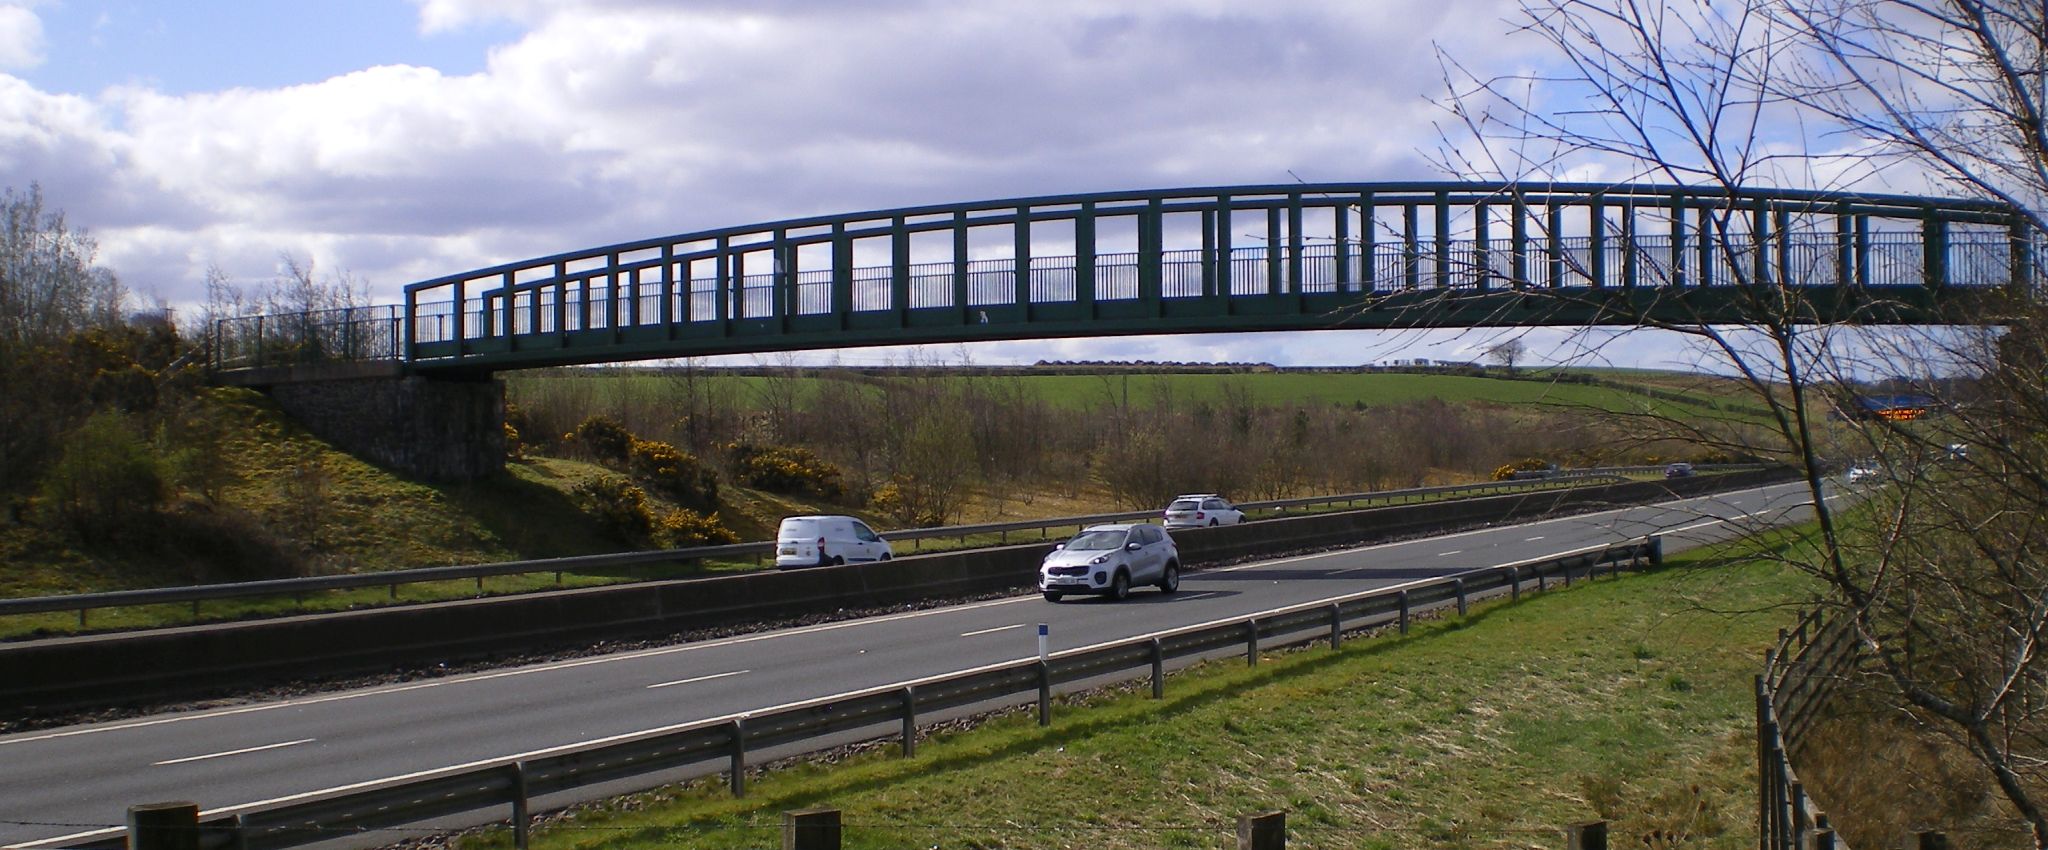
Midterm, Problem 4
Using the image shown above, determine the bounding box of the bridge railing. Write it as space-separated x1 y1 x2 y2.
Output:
52 537 1661 850
201 183 2039 371
211 305 401 371
0 470 1692 627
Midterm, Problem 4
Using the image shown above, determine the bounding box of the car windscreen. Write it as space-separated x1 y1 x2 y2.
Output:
1065 530 1128 551
1168 500 1201 511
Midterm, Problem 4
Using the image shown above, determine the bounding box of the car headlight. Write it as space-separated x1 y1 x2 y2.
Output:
1090 555 1110 565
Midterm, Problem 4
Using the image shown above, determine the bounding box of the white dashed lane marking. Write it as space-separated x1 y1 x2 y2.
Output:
646 670 750 690
154 739 314 766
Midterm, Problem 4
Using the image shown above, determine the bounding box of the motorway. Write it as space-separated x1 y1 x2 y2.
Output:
0 480 1828 848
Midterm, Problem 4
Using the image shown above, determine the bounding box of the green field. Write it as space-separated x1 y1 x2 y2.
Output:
509 368 1767 419
445 531 1814 850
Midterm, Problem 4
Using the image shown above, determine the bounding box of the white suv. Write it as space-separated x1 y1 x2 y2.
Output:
1162 494 1245 528
1039 523 1180 602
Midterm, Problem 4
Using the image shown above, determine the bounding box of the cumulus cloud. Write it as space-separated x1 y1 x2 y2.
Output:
3 0 1593 367
0 4 44 70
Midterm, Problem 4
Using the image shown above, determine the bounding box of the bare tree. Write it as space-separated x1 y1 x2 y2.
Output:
1439 1 2048 844
1483 338 1528 374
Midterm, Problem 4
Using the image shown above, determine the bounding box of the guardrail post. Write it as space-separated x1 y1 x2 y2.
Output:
1398 591 1410 635
509 761 531 850
1455 578 1467 617
1328 603 1343 649
1237 811 1285 850
900 687 917 757
1804 828 1835 850
1538 567 1547 592
1037 660 1052 726
1150 638 1165 698
783 807 842 850
729 718 748 797
1508 566 1519 602
1246 619 1260 666
1564 560 1575 586
128 802 200 850
1566 820 1608 850
1648 534 1664 568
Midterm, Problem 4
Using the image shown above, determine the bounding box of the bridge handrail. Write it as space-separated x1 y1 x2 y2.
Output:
399 181 2021 293
51 536 1661 850
0 468 1733 621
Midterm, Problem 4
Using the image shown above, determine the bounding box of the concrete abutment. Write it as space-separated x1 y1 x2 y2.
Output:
261 373 505 482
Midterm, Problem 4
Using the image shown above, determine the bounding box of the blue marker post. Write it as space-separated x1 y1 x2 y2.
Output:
1037 623 1049 661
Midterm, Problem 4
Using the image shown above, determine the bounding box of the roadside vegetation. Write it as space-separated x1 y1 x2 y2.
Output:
0 182 1765 632
434 531 1827 850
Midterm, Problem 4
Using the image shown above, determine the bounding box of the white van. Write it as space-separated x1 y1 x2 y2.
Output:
775 515 893 569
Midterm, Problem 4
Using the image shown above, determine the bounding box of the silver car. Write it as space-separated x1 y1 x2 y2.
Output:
1039 523 1180 602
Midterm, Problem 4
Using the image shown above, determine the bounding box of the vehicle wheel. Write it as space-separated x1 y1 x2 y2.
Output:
1043 591 1063 603
1109 570 1131 601
1158 562 1180 593
1208 519 1218 527
831 556 846 566
880 552 892 561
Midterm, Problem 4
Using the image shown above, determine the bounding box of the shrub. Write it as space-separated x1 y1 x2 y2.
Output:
654 508 739 548
1492 457 1553 481
504 402 530 461
35 411 169 540
868 477 945 527
628 438 719 512
727 442 845 499
570 476 654 542
564 415 634 465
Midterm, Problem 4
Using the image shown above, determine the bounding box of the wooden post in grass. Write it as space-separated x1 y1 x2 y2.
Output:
1566 820 1607 850
783 808 841 850
127 802 199 850
1237 811 1285 850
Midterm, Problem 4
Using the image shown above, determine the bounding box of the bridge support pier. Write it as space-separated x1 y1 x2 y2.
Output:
263 373 506 482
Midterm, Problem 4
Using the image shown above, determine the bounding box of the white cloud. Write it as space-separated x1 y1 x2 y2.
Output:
3 0 1669 367
0 4 44 70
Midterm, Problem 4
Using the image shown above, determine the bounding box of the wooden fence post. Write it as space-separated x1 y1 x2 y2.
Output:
783 808 841 850
1246 619 1261 666
127 802 199 850
1567 820 1608 850
1237 811 1286 850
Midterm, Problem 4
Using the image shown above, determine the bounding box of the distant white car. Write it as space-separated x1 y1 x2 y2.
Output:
1846 464 1881 484
1039 523 1180 602
1162 494 1245 528
776 515 891 569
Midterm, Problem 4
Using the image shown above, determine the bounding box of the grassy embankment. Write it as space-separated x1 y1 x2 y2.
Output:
434 529 1820 850
0 369 1745 639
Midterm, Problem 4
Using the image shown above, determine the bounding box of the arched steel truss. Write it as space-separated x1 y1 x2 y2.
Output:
229 183 2037 375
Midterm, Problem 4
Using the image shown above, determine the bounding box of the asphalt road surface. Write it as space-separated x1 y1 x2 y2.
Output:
0 480 1831 848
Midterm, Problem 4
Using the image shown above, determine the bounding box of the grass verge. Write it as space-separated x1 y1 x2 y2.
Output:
440 529 1820 850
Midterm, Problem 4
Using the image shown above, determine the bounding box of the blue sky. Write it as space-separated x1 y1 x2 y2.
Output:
15 2 515 96
0 1 1943 374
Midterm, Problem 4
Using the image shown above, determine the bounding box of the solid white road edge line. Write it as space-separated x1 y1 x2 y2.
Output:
960 624 1024 638
151 739 314 767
